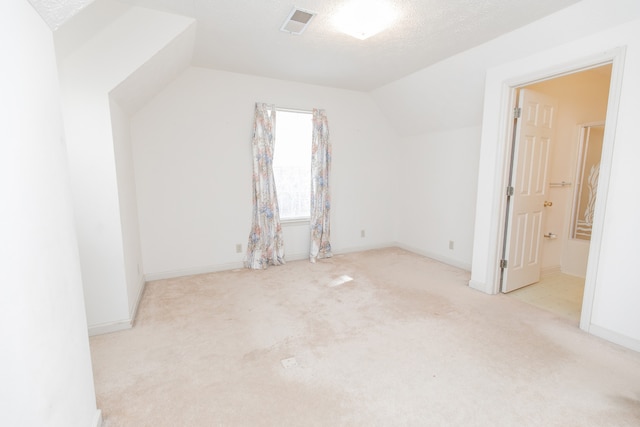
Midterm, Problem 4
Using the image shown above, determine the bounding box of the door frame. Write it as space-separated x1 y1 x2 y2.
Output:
468 46 626 333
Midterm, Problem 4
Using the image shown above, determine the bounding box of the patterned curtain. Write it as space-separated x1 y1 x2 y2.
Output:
245 103 285 269
310 109 332 262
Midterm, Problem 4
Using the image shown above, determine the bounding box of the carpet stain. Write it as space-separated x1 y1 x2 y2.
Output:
90 248 640 427
604 394 640 423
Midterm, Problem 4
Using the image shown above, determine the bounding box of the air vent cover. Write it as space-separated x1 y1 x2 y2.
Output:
280 7 316 35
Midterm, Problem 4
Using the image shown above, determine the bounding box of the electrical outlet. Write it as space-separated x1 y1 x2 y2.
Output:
235 243 242 253
449 240 454 250
361 229 366 238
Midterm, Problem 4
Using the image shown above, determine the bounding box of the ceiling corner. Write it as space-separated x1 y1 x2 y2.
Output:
29 0 97 30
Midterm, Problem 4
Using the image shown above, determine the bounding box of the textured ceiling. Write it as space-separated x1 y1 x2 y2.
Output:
116 0 580 91
29 0 96 29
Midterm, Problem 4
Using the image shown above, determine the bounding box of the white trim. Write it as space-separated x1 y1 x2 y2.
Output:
89 277 146 336
91 410 103 427
134 244 470 292
144 260 245 282
281 217 310 225
276 107 313 115
286 242 472 270
332 242 398 256
468 279 486 290
284 251 309 262
395 243 472 271
88 319 132 336
541 265 561 277
579 48 625 332
128 276 147 325
588 325 640 353
142 244 397 281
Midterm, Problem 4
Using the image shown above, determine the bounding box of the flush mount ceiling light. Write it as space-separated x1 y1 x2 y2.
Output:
333 0 398 40
280 7 317 35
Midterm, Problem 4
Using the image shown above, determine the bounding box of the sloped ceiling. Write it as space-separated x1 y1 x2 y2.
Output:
117 0 581 91
53 1 196 116
109 23 197 114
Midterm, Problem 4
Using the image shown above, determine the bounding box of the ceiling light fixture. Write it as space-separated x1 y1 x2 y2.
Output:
333 0 398 40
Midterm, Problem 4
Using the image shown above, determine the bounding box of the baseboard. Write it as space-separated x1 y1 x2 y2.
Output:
587 324 640 353
468 279 496 294
91 409 103 427
541 265 561 277
88 278 146 336
88 319 132 336
284 251 309 262
141 242 469 285
129 276 147 325
143 245 401 281
276 243 473 272
144 260 245 282
394 242 472 272
560 266 587 279
332 241 398 256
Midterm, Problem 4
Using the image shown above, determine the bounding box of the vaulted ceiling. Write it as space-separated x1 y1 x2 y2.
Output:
113 0 580 91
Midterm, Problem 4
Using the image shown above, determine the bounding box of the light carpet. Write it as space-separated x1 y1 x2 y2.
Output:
90 248 640 426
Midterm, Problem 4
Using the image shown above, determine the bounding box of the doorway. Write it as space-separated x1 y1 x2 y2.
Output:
500 64 612 324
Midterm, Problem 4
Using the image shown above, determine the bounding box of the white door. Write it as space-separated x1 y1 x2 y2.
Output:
502 89 557 293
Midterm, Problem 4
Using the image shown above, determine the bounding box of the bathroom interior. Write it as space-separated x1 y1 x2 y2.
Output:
505 64 611 325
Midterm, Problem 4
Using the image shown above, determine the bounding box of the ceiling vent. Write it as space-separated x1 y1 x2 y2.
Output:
280 7 316 35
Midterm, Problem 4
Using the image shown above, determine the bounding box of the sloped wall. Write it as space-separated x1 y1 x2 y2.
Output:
57 4 195 333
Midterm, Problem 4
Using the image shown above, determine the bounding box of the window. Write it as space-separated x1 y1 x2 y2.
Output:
273 110 312 220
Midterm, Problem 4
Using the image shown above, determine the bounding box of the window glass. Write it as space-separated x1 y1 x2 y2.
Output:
273 110 312 220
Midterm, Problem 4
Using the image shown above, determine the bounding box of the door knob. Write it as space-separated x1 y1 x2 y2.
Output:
544 201 553 207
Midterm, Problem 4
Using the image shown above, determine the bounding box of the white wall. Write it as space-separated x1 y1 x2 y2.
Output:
57 5 195 333
131 67 398 279
0 1 99 426
110 99 145 317
394 126 481 270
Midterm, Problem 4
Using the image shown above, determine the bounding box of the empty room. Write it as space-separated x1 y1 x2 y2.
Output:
4 0 640 426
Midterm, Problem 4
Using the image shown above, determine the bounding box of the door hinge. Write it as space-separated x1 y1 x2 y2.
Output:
514 107 521 119
500 259 508 269
506 186 514 197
